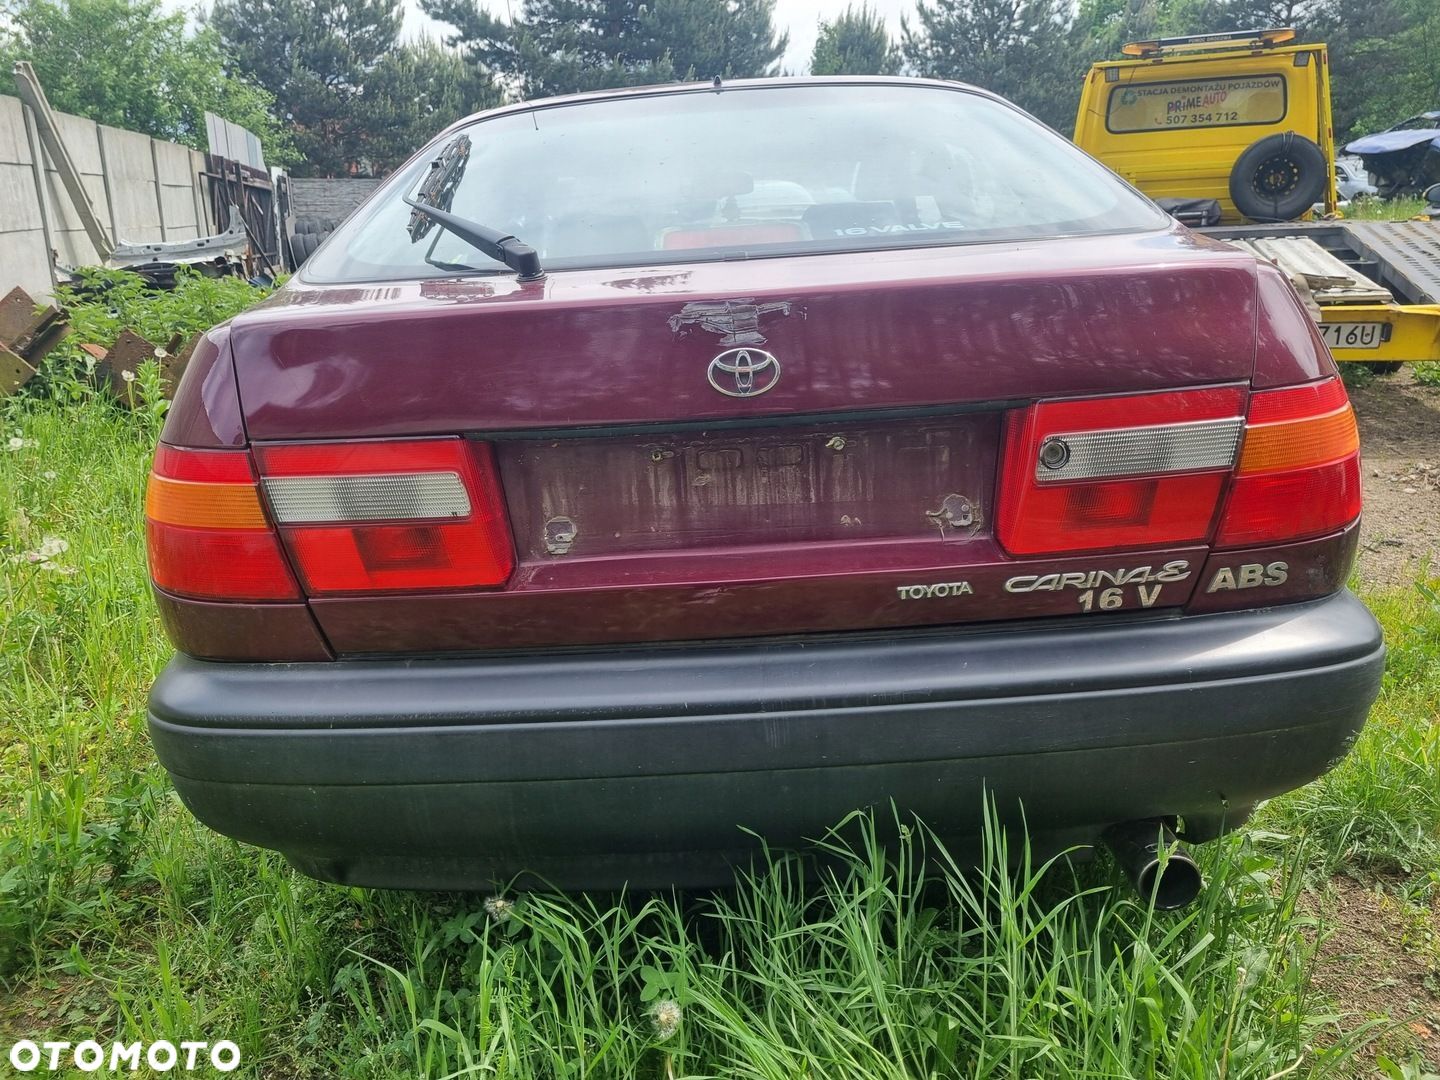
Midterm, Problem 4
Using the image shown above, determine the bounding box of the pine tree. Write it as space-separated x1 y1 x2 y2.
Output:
811 5 900 75
0 0 297 164
1312 0 1439 140
358 41 504 174
210 0 495 175
902 0 1083 130
423 0 787 99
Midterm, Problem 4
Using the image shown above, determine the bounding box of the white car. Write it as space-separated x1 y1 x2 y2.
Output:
1336 158 1379 201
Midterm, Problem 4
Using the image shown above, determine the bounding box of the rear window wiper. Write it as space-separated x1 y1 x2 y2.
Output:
404 197 544 281
404 134 544 282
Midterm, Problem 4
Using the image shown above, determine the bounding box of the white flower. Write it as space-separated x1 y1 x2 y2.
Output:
11 536 69 567
42 471 56 480
648 999 682 1041
39 561 77 575
120 369 137 383
6 437 28 451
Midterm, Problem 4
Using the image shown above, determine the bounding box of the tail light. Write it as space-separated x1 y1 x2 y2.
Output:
997 387 1246 556
252 438 513 595
1216 377 1360 547
146 445 301 600
997 378 1360 559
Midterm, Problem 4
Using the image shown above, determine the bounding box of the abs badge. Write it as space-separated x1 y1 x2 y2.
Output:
707 348 780 397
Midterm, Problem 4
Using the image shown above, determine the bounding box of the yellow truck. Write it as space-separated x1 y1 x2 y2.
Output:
1074 28 1337 223
1074 28 1440 369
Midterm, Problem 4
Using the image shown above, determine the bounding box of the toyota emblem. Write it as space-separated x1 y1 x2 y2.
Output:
707 348 781 398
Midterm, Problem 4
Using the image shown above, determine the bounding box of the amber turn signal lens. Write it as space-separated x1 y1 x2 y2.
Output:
145 444 301 602
1215 377 1362 549
145 473 268 529
1237 406 1359 475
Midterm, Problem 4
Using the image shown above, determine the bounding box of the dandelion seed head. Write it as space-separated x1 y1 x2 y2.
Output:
121 369 137 383
484 896 514 920
648 999 682 1041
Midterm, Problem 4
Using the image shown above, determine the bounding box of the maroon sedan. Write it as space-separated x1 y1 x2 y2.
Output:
145 78 1382 897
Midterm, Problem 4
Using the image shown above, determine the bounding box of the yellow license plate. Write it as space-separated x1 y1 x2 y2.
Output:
1320 322 1384 350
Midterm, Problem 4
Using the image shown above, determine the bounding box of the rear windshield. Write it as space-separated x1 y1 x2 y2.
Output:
303 82 1167 283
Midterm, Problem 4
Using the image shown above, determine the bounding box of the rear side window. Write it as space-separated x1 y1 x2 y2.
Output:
305 83 1167 283
1105 75 1288 133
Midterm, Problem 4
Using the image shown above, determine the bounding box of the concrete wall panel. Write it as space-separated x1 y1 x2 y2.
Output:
43 112 109 268
99 124 162 244
154 139 200 239
0 95 32 168
0 96 53 298
0 94 219 297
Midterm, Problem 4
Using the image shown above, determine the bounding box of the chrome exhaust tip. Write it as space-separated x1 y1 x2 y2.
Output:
1102 819 1203 911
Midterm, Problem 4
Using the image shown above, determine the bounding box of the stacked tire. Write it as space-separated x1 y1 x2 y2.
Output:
288 216 340 269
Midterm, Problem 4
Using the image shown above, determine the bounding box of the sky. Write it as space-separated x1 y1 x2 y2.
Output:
398 0 919 74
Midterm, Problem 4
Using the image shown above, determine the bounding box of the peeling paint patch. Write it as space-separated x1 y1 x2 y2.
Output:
667 299 794 346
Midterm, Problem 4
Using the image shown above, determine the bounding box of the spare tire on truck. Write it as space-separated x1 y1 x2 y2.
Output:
1229 132 1329 222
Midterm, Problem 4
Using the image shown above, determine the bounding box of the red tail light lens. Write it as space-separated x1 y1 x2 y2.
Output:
146 445 301 601
1216 377 1360 547
253 438 514 595
997 387 1247 556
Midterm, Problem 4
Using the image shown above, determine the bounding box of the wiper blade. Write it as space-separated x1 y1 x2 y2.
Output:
405 133 543 281
404 196 544 281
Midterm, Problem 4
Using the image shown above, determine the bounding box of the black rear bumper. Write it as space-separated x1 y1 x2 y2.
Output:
148 591 1384 889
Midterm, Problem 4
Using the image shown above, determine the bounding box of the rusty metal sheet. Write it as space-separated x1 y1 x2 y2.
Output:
0 287 38 345
1226 236 1393 304
96 328 157 402
0 345 37 396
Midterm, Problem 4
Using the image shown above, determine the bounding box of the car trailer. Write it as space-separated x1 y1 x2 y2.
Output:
1199 219 1440 366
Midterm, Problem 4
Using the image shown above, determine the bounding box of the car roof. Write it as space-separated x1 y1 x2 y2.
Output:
436 76 996 140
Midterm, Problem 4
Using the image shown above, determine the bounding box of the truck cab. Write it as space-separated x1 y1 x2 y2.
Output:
1074 28 1338 224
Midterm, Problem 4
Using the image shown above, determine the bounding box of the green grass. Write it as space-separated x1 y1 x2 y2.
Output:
1343 196 1428 221
2 384 1438 1077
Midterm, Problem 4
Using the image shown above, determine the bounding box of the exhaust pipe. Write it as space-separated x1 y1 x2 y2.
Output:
1102 820 1203 910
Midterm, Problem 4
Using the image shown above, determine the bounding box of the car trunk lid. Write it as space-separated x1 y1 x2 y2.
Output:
229 231 1260 653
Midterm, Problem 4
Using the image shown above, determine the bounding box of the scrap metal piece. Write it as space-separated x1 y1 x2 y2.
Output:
0 288 69 397
1224 235 1392 303
12 61 115 259
94 328 157 402
106 205 249 269
0 346 37 396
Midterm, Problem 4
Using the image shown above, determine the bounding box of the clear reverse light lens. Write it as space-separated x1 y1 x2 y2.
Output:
264 472 472 524
1035 416 1243 482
